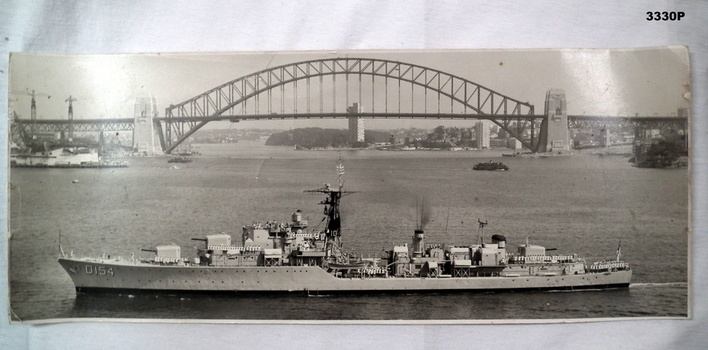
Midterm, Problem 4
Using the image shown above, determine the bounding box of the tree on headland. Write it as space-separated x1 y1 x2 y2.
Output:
266 128 389 148
635 140 687 168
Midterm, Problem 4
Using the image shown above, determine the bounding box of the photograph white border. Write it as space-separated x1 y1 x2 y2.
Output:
2 1 706 349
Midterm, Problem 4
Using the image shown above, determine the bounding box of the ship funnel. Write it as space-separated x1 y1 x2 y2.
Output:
412 229 425 257
491 234 506 249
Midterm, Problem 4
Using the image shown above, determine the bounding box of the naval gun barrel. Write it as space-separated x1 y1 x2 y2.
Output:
140 248 157 253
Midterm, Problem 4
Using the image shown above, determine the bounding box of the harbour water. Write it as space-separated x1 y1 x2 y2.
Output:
8 141 688 321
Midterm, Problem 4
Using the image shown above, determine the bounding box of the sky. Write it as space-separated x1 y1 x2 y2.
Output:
8 47 690 130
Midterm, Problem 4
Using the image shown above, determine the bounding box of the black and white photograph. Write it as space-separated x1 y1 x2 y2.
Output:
3 2 708 349
8 48 689 322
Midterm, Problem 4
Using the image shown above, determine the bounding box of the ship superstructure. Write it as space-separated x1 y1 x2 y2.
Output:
58 161 631 294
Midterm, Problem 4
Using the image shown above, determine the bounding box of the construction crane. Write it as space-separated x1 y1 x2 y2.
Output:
11 89 51 137
65 95 77 141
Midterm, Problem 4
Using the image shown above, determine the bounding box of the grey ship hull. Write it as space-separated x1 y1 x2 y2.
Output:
59 258 632 294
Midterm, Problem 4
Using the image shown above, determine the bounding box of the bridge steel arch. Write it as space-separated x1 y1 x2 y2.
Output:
162 58 539 153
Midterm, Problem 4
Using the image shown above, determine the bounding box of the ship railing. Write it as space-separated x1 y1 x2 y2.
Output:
588 260 630 272
507 254 575 264
207 245 262 253
154 256 188 264
208 244 244 252
250 221 289 230
358 267 387 276
79 254 123 263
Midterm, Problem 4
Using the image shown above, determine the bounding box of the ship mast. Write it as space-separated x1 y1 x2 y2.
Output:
477 219 488 246
304 158 355 262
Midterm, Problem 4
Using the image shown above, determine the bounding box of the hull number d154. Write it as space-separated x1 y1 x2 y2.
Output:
85 265 114 276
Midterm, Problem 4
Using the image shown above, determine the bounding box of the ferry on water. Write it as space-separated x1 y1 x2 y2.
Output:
473 161 509 171
58 161 631 294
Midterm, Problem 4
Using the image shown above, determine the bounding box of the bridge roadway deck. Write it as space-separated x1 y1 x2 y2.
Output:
13 114 687 124
12 114 687 136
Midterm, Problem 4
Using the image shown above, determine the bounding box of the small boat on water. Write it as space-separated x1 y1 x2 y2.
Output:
473 161 509 171
502 152 529 157
168 156 192 163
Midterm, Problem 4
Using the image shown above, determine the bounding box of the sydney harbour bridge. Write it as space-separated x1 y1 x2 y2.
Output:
10 57 688 154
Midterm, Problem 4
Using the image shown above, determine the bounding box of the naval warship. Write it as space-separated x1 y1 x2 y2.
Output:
58 161 631 294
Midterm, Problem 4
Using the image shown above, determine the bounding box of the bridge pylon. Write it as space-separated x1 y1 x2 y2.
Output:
133 95 162 155
475 120 490 149
538 89 570 152
347 103 365 143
